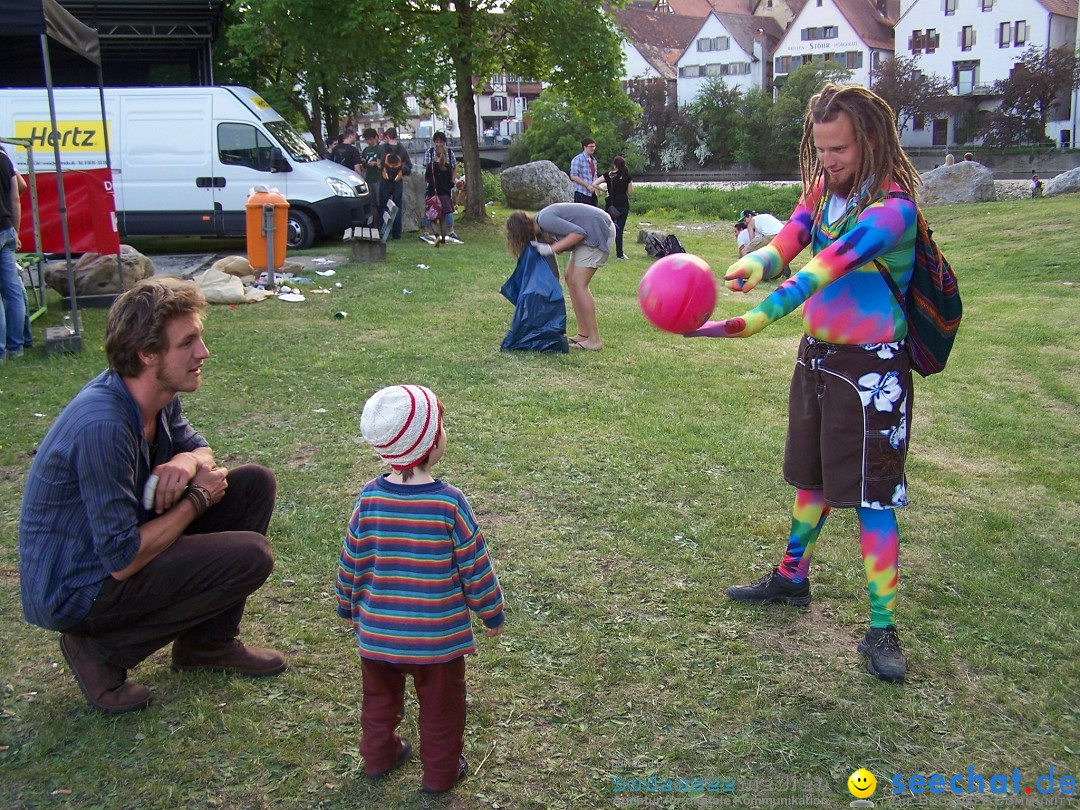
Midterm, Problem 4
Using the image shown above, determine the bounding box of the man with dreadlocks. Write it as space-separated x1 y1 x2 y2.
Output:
687 83 920 683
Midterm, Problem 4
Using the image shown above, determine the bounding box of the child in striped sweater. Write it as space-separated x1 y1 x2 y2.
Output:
335 384 506 794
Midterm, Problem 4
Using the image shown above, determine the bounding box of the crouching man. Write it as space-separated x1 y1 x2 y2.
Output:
19 278 285 713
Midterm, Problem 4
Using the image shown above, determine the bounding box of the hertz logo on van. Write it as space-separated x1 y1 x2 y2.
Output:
14 121 110 151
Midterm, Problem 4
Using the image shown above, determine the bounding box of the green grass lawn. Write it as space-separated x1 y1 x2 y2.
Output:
1 195 1078 809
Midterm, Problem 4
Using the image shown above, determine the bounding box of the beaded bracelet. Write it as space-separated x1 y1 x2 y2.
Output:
183 484 211 518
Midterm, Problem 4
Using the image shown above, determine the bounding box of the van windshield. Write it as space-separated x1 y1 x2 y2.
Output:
265 121 320 163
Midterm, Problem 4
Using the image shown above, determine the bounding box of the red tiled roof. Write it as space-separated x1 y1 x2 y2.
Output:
664 0 758 16
712 10 785 56
617 6 707 52
1036 0 1078 17
831 0 899 52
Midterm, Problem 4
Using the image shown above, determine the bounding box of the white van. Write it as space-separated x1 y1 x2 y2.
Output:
0 86 370 249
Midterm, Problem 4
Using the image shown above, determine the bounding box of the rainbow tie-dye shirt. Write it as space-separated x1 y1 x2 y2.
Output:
721 181 917 344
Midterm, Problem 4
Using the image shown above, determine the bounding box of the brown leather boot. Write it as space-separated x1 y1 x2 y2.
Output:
171 639 286 677
59 633 151 714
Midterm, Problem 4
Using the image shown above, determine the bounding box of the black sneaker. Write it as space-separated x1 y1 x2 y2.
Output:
725 566 811 606
366 739 412 780
857 625 907 683
421 756 468 794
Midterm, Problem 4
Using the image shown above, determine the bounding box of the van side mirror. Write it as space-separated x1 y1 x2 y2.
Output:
270 147 292 173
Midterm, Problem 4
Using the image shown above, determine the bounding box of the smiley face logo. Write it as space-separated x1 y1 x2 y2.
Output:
848 768 876 798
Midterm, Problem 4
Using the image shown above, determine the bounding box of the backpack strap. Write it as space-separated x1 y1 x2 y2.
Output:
873 190 916 309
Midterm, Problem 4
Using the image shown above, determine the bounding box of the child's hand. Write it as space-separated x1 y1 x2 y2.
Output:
485 623 504 638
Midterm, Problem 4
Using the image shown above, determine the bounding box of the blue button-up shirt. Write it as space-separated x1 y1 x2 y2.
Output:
18 370 208 630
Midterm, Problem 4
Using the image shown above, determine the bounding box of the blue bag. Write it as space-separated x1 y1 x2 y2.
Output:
500 245 570 352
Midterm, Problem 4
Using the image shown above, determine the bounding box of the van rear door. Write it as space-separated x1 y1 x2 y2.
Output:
117 91 219 236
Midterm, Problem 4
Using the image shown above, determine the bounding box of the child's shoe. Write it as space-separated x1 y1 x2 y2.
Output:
420 756 468 794
366 738 412 780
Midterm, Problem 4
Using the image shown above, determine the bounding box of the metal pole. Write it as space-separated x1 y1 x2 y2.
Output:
96 64 123 292
263 204 276 288
41 33 81 339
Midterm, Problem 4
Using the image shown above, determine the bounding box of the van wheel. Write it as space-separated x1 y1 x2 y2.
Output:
287 210 316 250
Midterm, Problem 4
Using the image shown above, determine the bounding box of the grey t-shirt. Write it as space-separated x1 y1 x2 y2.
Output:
536 203 614 249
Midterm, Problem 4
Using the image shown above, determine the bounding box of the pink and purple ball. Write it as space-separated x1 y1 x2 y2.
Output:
638 253 717 334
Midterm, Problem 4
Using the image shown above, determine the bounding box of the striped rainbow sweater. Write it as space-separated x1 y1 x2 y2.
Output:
335 474 505 664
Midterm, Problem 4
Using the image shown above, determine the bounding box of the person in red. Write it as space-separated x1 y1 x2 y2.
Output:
337 385 505 793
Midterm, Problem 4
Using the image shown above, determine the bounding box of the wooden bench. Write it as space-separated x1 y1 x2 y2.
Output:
342 227 387 263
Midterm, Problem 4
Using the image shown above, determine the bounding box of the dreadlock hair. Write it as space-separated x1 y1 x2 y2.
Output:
798 83 921 220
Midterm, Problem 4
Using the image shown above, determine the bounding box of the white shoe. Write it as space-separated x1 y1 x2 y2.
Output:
419 233 437 244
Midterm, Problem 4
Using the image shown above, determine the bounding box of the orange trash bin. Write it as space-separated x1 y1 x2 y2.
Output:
246 186 289 270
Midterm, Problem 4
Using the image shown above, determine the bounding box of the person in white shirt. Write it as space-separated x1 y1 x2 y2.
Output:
739 210 789 278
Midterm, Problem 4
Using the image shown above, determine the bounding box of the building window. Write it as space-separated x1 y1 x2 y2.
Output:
961 25 975 51
954 60 979 94
802 26 838 41
998 22 1012 47
945 0 956 14
1015 20 1027 45
491 96 507 111
926 28 939 52
981 0 993 9
913 114 925 131
910 29 924 54
775 55 792 74
678 65 704 77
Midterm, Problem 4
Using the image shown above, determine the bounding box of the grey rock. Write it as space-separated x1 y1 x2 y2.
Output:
401 173 427 233
501 160 573 210
45 244 156 297
919 161 997 206
1043 166 1080 197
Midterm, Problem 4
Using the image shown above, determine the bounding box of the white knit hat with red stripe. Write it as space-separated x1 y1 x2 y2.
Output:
360 384 443 470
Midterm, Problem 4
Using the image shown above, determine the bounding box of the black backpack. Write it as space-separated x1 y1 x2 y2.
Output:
645 232 686 259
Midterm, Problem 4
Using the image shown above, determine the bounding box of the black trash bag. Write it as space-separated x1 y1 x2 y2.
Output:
500 245 570 352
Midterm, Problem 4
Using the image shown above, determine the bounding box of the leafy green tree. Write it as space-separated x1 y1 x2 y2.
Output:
982 45 1080 147
869 54 954 133
768 62 852 170
684 78 742 165
221 0 631 220
625 79 693 169
732 88 776 169
512 89 644 173
217 0 426 152
423 0 634 219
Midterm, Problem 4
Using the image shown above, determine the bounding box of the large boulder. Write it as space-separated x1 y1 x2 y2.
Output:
1043 166 1080 197
919 161 997 206
44 244 155 297
400 172 426 233
501 160 573 210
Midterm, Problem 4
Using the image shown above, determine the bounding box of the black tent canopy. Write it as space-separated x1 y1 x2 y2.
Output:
2 0 109 347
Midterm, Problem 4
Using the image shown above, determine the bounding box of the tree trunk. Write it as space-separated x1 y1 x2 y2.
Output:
450 5 485 222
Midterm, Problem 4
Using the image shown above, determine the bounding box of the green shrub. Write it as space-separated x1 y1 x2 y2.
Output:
482 170 506 207
631 183 802 221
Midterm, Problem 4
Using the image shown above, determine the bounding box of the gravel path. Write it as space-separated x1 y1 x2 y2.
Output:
637 179 1031 198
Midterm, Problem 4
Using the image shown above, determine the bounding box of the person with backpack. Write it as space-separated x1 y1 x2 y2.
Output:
377 127 412 240
329 129 363 175
686 84 935 684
